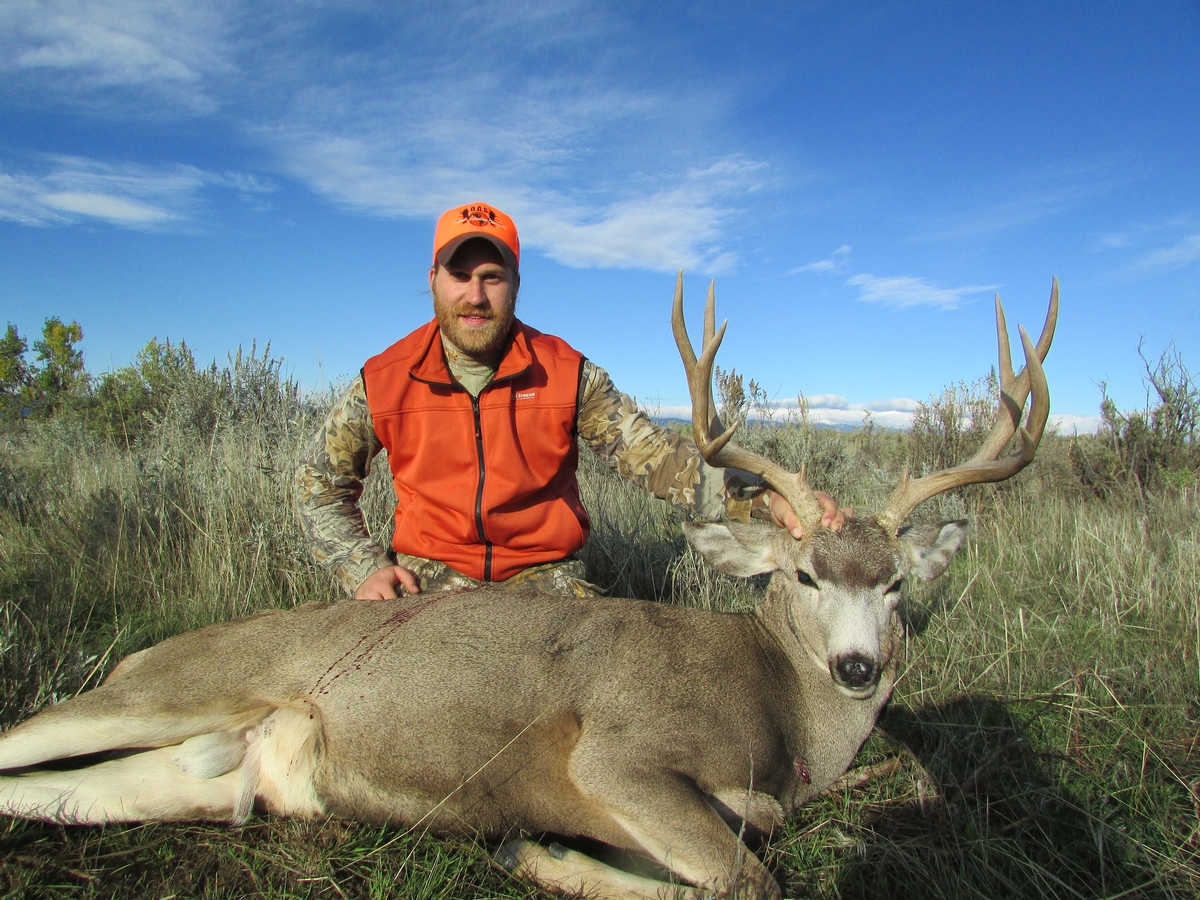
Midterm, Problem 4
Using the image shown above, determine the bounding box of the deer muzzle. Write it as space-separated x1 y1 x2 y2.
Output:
830 652 880 696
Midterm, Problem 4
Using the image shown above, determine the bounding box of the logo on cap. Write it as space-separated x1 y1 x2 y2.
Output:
460 205 499 228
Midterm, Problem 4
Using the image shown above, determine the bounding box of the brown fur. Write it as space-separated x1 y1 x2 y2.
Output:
0 518 967 899
808 518 899 589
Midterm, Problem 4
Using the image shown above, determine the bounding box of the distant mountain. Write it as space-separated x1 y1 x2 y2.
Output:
650 416 899 434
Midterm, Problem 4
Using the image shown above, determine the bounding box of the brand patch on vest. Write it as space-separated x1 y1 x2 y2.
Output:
515 391 536 399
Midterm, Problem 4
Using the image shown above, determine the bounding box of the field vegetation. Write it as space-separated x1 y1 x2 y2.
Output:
1 321 1198 898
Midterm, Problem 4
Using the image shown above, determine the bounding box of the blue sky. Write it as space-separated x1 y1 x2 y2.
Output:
2 1 1198 431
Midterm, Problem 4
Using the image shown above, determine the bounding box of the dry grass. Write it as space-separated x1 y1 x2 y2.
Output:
1 382 1198 898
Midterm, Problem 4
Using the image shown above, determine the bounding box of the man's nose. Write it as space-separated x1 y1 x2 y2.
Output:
462 278 489 306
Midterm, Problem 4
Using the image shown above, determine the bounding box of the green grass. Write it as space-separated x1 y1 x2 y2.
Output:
2 389 1198 898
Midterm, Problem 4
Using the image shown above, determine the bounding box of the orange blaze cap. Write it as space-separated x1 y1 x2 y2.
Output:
433 202 520 271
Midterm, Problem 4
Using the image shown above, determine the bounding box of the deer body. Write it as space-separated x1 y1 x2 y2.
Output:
0 276 1057 899
0 564 896 824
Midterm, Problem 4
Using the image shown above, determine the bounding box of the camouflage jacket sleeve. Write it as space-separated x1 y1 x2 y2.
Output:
575 359 763 522
294 376 392 594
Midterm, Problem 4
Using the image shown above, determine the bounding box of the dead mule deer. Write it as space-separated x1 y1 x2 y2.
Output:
0 275 1057 900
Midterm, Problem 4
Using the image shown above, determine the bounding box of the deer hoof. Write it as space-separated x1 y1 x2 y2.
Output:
495 838 533 873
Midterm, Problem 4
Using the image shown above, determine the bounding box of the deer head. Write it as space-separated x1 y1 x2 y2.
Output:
674 274 1056 697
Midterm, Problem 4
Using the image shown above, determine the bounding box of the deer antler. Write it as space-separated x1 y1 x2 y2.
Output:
876 278 1058 533
672 272 825 532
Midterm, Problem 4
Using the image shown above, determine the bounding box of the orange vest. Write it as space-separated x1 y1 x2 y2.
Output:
362 319 589 582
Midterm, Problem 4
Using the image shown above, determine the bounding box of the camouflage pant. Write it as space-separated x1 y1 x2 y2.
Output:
388 551 605 598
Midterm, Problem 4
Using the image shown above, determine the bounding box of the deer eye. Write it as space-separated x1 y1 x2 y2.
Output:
885 578 904 595
797 570 816 587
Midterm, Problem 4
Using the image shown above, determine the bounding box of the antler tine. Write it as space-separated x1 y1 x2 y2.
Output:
995 294 1016 387
1037 276 1059 360
702 280 722 445
672 271 739 456
672 274 824 531
673 272 697 371
673 271 728 450
704 280 718 345
977 278 1058 460
877 282 1055 533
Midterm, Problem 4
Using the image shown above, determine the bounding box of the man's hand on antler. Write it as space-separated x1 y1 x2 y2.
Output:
768 490 850 539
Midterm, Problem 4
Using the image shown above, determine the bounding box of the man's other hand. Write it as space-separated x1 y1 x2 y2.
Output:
353 566 421 599
768 490 852 540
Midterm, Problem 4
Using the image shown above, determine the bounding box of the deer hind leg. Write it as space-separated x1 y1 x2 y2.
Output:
0 684 270 772
0 702 327 826
0 745 243 823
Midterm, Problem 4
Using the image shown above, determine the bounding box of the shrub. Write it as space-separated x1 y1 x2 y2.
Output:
91 338 197 446
1071 343 1199 498
908 370 1000 477
0 318 87 421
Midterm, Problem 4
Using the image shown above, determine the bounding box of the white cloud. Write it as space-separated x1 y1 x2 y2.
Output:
806 407 913 429
758 394 849 411
651 395 921 430
1136 232 1200 272
1049 413 1101 434
516 163 762 272
277 133 761 272
1097 231 1133 250
782 394 917 428
1092 217 1200 276
864 397 921 413
790 245 851 274
846 274 999 310
802 394 848 410
39 191 174 224
916 159 1124 242
270 72 765 272
0 1 765 271
0 174 65 225
651 399 1100 433
0 155 273 229
0 0 232 113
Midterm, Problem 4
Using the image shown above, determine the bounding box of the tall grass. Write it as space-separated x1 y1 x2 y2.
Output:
1 354 1198 898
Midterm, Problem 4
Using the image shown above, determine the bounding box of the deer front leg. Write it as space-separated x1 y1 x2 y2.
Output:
561 751 782 900
499 839 711 900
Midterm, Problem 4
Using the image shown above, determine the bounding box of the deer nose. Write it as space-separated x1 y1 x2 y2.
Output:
833 653 877 690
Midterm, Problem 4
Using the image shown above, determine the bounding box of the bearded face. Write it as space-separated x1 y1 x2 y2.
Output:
432 281 516 356
430 240 518 359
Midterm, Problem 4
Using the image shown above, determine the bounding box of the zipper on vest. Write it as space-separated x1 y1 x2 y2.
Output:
470 395 494 581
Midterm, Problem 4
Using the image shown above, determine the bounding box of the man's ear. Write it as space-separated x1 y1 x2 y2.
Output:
428 264 438 291
898 519 969 581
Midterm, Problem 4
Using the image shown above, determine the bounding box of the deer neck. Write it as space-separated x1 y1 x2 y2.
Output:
754 591 897 800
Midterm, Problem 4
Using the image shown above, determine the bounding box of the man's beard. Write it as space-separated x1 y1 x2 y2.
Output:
433 289 516 358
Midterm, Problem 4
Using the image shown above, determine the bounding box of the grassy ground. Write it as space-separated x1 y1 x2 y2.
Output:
1 390 1198 898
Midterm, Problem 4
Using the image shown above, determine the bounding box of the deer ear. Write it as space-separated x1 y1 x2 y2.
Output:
683 521 778 577
897 519 969 581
